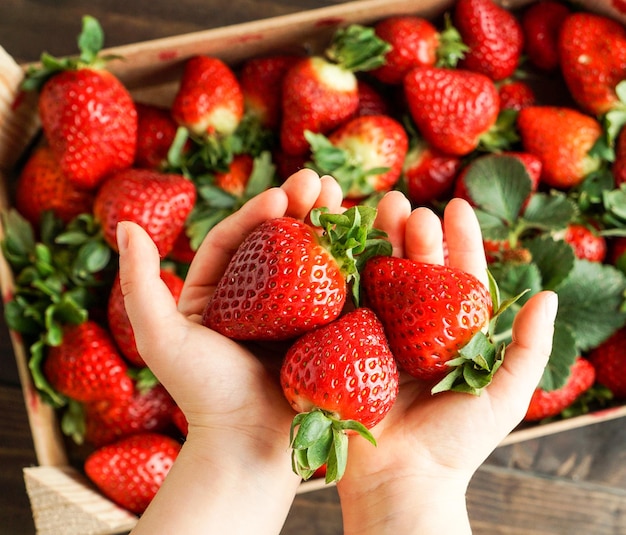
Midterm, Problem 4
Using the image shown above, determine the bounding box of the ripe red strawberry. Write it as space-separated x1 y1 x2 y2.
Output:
280 24 390 155
280 307 399 482
213 153 255 197
171 405 189 437
15 145 95 227
306 114 408 198
84 432 181 514
524 357 596 421
239 54 300 129
404 66 502 156
402 138 462 206
43 320 134 403
108 269 184 367
521 0 570 72
362 256 493 383
93 168 196 258
588 327 626 399
498 79 536 111
517 106 603 189
453 0 524 81
84 383 177 447
134 102 180 170
355 80 391 117
558 11 626 116
370 15 440 84
202 206 391 341
171 55 244 137
562 223 607 263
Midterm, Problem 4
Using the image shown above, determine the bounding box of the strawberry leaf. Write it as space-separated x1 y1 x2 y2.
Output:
325 24 391 72
524 235 575 290
522 192 577 231
539 322 578 391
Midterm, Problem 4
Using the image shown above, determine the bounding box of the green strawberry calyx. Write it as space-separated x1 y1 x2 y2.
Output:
325 24 391 73
310 205 392 307
21 15 120 92
289 408 376 484
431 271 528 396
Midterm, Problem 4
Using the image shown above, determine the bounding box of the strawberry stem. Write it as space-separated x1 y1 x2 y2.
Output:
325 24 391 73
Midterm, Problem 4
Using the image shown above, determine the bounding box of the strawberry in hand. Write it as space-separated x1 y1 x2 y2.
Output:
21 16 137 189
281 307 399 483
280 24 390 155
201 204 391 341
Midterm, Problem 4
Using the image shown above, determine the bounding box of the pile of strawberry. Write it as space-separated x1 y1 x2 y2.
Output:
3 0 626 516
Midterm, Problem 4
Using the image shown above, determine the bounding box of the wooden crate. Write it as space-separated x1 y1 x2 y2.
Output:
2 0 626 533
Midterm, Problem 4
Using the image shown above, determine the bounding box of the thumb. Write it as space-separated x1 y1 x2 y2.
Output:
116 221 185 373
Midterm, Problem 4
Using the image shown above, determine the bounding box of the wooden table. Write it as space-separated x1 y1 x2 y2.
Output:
2 1 626 533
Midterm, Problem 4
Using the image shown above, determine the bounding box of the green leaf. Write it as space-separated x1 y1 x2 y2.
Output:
60 399 86 445
555 259 626 351
326 24 391 72
524 235 575 290
292 410 333 449
78 15 105 64
539 322 578 391
463 155 531 224
522 192 577 231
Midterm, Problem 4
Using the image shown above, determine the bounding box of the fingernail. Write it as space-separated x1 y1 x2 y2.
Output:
544 291 558 322
116 222 129 253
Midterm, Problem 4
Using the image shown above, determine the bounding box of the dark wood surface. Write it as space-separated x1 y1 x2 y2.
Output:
2 1 626 534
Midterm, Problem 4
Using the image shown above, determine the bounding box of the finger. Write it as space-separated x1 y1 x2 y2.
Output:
404 206 445 264
443 198 488 287
280 168 324 219
179 187 289 318
316 175 344 214
117 221 188 373
489 291 558 419
374 190 412 257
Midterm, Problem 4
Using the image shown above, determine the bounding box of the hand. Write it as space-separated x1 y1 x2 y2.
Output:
337 193 558 535
119 169 343 534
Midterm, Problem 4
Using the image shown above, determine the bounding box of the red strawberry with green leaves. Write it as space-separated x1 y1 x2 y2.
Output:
404 66 505 156
43 320 134 403
202 206 391 341
561 223 607 263
172 55 244 138
362 256 507 393
280 24 390 156
280 307 399 483
108 269 184 367
370 14 469 85
401 137 462 206
84 432 181 514
524 357 596 421
93 168 196 258
588 327 626 399
517 106 603 189
305 114 408 199
558 11 626 116
134 102 180 170
239 54 300 129
453 0 524 81
22 16 137 189
521 0 570 72
15 145 95 227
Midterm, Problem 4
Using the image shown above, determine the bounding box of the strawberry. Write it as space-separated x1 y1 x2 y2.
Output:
280 24 390 155
612 125 626 185
498 79 536 112
213 153 255 197
404 66 502 156
524 357 596 421
43 320 134 403
15 145 95 227
305 114 408 198
453 0 524 81
84 383 177 447
280 307 399 482
171 405 189 437
134 102 180 170
517 106 603 189
239 54 300 129
171 55 244 137
202 206 391 341
402 138 462 206
84 432 181 514
521 0 570 72
108 269 184 367
588 327 626 399
361 256 494 386
561 223 607 263
22 17 137 189
608 236 626 272
93 168 196 258
355 80 391 117
558 11 626 116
